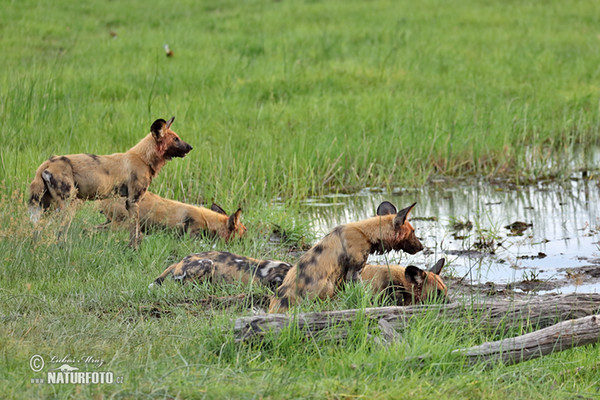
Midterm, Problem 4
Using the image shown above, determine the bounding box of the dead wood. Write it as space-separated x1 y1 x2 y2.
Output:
452 314 600 366
234 293 600 341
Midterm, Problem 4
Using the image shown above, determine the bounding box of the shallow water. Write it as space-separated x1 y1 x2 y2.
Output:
300 178 600 294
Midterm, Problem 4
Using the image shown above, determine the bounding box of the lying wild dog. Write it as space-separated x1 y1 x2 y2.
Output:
360 258 448 305
97 191 247 242
269 201 424 313
28 117 192 248
150 251 292 289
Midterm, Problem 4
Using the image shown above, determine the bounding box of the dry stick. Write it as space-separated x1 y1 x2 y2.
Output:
234 293 600 341
452 314 600 366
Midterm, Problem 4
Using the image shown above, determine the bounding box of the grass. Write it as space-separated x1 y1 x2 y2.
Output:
1 0 600 398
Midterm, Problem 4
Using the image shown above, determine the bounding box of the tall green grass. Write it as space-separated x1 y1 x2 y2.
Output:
2 0 600 203
2 0 600 398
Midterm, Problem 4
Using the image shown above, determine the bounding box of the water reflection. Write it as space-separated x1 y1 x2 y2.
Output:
300 179 600 294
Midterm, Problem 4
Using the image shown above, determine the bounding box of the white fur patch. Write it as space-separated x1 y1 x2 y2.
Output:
41 170 53 184
172 271 187 281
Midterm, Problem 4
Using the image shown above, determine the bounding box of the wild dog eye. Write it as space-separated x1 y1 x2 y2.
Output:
174 137 180 142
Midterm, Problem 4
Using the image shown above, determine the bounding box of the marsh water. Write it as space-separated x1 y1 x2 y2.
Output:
300 178 600 295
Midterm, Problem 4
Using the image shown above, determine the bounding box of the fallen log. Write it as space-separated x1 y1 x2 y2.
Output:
452 314 600 366
234 293 600 341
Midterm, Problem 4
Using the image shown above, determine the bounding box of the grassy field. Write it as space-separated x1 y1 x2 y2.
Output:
1 0 600 398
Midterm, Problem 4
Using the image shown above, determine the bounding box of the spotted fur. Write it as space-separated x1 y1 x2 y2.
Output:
28 117 192 248
269 201 423 313
361 258 448 305
97 192 246 242
150 251 292 289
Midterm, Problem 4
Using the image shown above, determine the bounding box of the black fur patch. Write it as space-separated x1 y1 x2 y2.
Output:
58 156 73 168
165 140 192 158
369 240 390 255
337 253 365 281
215 252 236 264
297 260 310 271
47 174 59 189
211 203 227 215
376 201 397 216
133 188 145 202
312 244 323 255
58 182 71 198
183 214 194 232
276 286 288 297
278 297 289 309
117 184 128 197
151 119 167 138
86 154 100 163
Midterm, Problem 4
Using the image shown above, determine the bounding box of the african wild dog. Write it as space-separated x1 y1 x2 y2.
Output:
269 201 424 313
28 117 192 248
360 258 448 305
97 191 247 242
149 251 292 289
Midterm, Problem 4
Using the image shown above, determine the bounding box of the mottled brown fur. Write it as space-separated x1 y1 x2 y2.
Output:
28 117 192 248
360 258 447 305
269 201 423 313
97 192 246 242
150 251 292 289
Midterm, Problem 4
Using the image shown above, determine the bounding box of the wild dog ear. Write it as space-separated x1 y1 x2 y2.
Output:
376 201 397 216
151 119 167 139
429 258 445 275
227 208 242 231
210 203 227 215
394 202 416 227
166 116 175 129
405 265 427 286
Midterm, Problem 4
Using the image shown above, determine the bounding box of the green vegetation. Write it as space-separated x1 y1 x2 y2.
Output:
1 0 599 398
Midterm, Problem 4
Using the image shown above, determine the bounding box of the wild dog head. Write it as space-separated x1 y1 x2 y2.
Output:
369 201 423 255
210 203 247 241
151 117 192 160
403 258 448 304
256 260 293 288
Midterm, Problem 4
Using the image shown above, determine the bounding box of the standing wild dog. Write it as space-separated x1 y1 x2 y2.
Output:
28 117 192 248
97 191 247 242
269 201 424 313
150 251 292 289
360 258 448 305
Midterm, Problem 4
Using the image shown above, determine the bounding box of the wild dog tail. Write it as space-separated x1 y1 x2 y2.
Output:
149 263 178 288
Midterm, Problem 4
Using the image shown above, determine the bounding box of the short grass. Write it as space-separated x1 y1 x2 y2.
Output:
1 0 600 398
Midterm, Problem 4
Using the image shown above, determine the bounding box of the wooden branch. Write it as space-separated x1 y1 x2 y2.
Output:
234 293 600 341
452 314 600 366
